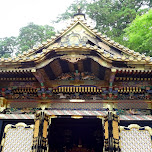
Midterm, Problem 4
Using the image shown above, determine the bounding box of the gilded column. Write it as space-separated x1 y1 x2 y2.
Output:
104 112 120 152
32 111 49 152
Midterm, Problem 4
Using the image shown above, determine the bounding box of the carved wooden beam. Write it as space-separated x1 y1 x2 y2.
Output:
109 69 116 98
32 70 45 87
32 69 46 98
104 69 111 82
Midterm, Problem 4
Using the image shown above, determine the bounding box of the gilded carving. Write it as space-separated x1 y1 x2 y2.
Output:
61 55 86 63
61 31 88 46
0 97 7 112
74 24 83 32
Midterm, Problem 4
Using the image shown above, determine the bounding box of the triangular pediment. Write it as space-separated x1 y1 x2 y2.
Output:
60 23 95 46
0 16 151 72
49 21 123 56
29 19 151 64
47 21 98 49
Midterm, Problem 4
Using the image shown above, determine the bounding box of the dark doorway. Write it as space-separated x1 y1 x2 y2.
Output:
48 118 104 152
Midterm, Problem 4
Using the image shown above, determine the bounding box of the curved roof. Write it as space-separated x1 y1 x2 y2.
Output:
0 15 152 74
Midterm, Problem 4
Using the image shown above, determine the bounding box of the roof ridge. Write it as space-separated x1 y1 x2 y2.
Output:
0 17 151 64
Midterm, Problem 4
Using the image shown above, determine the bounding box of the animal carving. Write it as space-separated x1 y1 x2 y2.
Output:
81 72 95 80
57 72 97 80
59 73 72 80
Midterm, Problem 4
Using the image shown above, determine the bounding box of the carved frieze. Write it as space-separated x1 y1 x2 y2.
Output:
61 31 88 46
61 55 86 63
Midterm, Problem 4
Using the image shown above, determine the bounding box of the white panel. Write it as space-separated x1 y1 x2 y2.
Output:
2 126 33 152
120 128 152 152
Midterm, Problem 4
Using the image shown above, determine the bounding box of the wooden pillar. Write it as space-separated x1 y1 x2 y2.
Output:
32 111 49 152
109 69 116 98
104 112 120 152
112 113 120 152
108 112 113 152
0 97 7 112
104 115 109 151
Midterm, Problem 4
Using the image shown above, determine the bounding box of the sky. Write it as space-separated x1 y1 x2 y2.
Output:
0 0 75 38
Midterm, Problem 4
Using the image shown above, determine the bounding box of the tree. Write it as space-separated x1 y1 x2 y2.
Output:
0 37 17 57
0 23 56 57
55 0 88 23
90 0 152 41
18 23 55 52
56 0 151 44
123 9 152 56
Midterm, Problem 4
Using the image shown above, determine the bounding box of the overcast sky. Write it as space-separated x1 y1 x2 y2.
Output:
0 0 75 38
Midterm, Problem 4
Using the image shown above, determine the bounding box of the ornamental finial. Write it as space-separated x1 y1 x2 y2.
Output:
73 5 85 19
77 5 81 14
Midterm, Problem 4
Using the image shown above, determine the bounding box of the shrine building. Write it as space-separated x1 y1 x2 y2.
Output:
0 11 152 152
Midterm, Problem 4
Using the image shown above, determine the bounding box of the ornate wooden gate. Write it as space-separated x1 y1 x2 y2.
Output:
31 111 120 152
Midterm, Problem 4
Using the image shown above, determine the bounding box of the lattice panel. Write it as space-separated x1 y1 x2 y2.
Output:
51 102 103 110
120 127 152 152
117 102 148 109
10 102 38 108
1 124 34 152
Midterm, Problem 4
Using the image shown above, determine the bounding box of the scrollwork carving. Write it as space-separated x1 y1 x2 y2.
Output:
61 55 86 63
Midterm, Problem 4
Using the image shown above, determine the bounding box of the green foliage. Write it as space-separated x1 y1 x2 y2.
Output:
55 0 88 23
0 37 17 57
124 9 152 56
0 1 152 57
0 23 55 57
87 0 151 42
18 23 55 52
56 0 151 44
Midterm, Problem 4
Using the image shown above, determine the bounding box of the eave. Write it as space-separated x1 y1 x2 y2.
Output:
0 16 152 72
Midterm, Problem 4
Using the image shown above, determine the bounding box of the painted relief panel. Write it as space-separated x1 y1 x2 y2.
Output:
51 102 103 110
117 101 148 109
1 123 34 152
115 81 151 87
120 125 152 152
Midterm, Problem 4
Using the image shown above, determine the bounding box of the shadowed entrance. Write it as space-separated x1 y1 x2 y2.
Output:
48 118 104 152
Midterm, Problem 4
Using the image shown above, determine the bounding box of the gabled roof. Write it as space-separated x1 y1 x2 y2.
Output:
0 15 152 71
